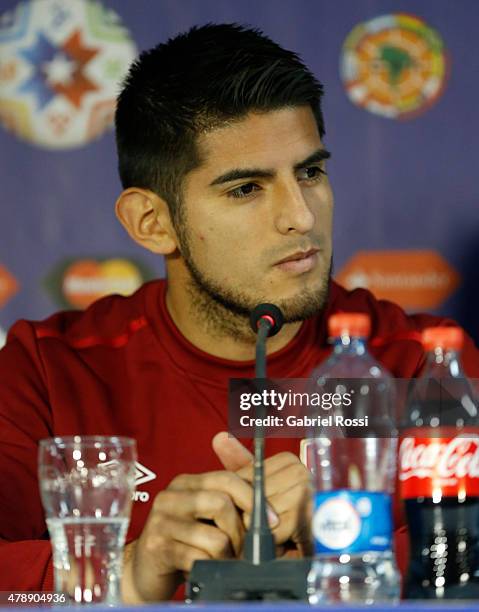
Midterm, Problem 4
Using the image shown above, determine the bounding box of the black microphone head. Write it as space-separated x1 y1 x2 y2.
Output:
250 303 284 337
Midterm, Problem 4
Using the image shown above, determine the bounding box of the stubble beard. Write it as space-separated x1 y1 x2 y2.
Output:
174 213 332 343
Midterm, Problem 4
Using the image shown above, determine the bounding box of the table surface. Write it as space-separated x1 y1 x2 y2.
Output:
1 604 479 611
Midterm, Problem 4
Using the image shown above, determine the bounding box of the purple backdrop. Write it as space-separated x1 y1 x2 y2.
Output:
0 0 478 345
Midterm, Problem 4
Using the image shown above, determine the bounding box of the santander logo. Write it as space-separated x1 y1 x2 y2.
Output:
399 435 479 498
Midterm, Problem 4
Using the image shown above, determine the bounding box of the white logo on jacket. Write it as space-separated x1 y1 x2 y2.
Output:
99 459 156 503
133 461 156 503
134 462 156 486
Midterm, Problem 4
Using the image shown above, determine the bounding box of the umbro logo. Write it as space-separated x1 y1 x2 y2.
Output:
133 461 156 503
135 461 156 486
99 460 156 503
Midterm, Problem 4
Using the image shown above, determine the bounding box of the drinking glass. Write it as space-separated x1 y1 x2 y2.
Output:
38 436 137 605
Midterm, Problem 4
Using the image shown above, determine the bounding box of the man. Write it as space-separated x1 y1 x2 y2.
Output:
0 24 478 602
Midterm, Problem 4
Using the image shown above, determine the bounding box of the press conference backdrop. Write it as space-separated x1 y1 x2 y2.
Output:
0 0 478 347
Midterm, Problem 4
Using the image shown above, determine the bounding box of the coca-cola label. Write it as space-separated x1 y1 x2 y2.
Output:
399 430 479 498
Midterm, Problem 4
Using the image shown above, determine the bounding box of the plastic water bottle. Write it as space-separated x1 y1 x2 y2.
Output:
306 313 401 604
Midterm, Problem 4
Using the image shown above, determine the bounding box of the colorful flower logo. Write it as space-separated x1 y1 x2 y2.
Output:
340 14 449 120
0 0 137 148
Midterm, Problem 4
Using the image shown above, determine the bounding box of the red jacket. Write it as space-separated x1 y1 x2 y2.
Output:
0 279 478 592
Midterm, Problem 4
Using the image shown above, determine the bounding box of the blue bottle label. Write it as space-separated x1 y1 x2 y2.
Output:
313 490 392 553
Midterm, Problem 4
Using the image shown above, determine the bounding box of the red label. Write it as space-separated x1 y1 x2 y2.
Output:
399 431 479 498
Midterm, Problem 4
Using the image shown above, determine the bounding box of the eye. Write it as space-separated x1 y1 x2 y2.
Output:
297 165 326 182
227 183 260 199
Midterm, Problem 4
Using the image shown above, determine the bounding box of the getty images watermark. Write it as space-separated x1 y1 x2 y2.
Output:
228 378 479 438
228 378 402 438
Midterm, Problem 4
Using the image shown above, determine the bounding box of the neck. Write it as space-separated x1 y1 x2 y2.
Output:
165 274 303 362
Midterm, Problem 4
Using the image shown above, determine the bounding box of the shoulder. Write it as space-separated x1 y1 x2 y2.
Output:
5 279 165 353
329 281 479 377
330 281 449 338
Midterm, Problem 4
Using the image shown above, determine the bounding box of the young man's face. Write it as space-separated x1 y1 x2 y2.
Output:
175 106 334 322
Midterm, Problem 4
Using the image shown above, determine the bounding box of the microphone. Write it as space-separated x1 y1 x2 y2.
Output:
243 304 283 564
250 303 284 338
186 303 311 602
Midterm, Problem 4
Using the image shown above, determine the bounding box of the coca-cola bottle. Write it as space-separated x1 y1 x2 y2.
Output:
399 326 479 599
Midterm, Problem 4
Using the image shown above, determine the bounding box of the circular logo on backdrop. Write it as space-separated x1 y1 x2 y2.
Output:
340 14 448 120
0 264 19 308
0 0 137 149
62 258 144 309
44 257 155 309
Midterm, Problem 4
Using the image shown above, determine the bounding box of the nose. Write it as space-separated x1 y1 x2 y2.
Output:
273 179 315 235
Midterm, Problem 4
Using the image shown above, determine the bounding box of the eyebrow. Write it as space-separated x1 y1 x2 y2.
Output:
209 147 332 187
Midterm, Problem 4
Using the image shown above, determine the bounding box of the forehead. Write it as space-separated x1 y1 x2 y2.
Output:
194 106 323 175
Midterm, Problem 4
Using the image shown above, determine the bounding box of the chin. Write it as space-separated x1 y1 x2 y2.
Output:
268 286 329 323
271 292 327 323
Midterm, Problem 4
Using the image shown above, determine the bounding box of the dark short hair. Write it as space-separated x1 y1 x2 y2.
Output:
115 23 325 221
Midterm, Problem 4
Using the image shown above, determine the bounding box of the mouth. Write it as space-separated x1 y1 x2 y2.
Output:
274 248 320 274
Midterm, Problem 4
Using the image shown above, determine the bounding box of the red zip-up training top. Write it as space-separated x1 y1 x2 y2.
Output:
0 279 478 592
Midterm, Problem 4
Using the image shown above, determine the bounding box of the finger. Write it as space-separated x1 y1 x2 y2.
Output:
242 482 312 544
168 471 253 514
267 480 313 518
196 493 245 557
262 461 312 500
153 489 245 556
236 451 300 482
160 539 212 573
158 515 235 561
243 510 312 556
281 516 314 558
266 483 313 550
265 508 311 550
212 431 253 471
236 459 310 500
242 504 280 530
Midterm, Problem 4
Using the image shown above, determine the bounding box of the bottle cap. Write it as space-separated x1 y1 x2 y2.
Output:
422 326 464 351
328 313 371 339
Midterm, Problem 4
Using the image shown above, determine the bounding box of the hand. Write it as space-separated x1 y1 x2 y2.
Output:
121 434 312 603
213 432 313 557
121 447 255 602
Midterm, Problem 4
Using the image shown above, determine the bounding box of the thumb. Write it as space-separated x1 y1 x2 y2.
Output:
212 431 253 472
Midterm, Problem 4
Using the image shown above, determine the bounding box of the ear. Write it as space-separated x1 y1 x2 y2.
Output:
115 188 178 255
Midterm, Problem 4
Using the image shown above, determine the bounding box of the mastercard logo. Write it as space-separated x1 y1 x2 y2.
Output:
340 13 449 120
53 258 151 309
336 250 460 310
0 264 19 308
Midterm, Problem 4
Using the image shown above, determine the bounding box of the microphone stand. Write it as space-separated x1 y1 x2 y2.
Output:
186 306 311 602
243 317 275 564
